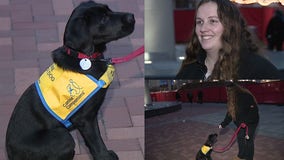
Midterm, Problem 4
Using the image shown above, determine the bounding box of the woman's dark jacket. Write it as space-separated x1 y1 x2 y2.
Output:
176 52 282 79
220 91 259 128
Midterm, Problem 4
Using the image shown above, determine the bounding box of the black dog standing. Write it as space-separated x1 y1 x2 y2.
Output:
6 1 135 160
196 133 218 160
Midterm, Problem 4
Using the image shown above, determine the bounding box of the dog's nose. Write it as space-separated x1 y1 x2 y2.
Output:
123 14 135 24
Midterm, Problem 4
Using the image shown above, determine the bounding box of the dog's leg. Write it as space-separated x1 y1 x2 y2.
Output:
6 127 75 160
77 117 118 160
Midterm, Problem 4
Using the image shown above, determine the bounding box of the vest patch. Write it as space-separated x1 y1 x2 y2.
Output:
201 145 212 155
35 63 115 127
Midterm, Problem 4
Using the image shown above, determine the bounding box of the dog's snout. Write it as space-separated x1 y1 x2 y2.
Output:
123 14 135 24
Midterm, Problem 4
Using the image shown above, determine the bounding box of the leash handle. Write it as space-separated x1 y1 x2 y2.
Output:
240 123 249 139
213 123 249 153
111 46 144 64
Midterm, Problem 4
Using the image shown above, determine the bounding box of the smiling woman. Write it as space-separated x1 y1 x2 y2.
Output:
176 0 282 80
195 2 224 79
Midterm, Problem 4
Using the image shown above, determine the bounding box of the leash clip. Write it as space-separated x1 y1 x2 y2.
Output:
105 58 114 65
95 58 113 65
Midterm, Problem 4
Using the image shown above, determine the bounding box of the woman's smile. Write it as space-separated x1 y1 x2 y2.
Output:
195 2 224 53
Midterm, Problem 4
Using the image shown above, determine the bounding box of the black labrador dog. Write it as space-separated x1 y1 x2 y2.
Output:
196 133 218 160
6 1 135 160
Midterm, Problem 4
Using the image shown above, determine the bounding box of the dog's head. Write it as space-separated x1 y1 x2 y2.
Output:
205 133 218 147
63 1 135 55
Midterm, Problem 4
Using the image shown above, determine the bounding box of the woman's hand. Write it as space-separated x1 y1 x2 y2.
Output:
218 124 223 129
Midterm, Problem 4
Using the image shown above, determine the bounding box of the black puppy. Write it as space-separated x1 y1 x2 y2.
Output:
6 1 135 160
196 133 218 160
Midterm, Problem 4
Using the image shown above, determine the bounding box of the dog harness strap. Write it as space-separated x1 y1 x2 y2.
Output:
99 64 115 88
35 63 115 128
201 145 211 155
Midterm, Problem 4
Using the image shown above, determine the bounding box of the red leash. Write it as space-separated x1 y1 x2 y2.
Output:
213 123 249 153
111 46 144 64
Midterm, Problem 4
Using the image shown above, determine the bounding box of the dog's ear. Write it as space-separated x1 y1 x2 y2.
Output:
63 17 93 53
63 1 100 54
63 1 109 54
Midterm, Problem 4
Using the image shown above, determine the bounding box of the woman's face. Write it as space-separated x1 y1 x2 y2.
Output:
195 2 224 54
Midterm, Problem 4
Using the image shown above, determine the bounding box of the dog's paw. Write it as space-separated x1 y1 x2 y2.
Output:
95 150 118 160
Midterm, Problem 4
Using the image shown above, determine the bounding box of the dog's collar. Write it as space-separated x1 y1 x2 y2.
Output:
201 145 212 155
64 46 101 59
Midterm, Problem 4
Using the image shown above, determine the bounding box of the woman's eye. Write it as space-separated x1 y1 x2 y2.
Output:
196 20 203 25
209 19 219 24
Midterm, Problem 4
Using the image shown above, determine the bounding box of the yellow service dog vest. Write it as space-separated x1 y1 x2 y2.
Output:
201 145 212 155
35 63 115 127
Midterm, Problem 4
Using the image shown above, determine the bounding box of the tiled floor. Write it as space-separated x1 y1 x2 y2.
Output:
145 103 284 160
0 0 144 160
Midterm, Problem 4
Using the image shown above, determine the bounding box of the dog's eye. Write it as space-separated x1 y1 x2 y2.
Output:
100 14 109 24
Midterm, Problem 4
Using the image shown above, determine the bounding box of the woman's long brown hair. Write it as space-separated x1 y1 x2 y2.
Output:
178 0 258 80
